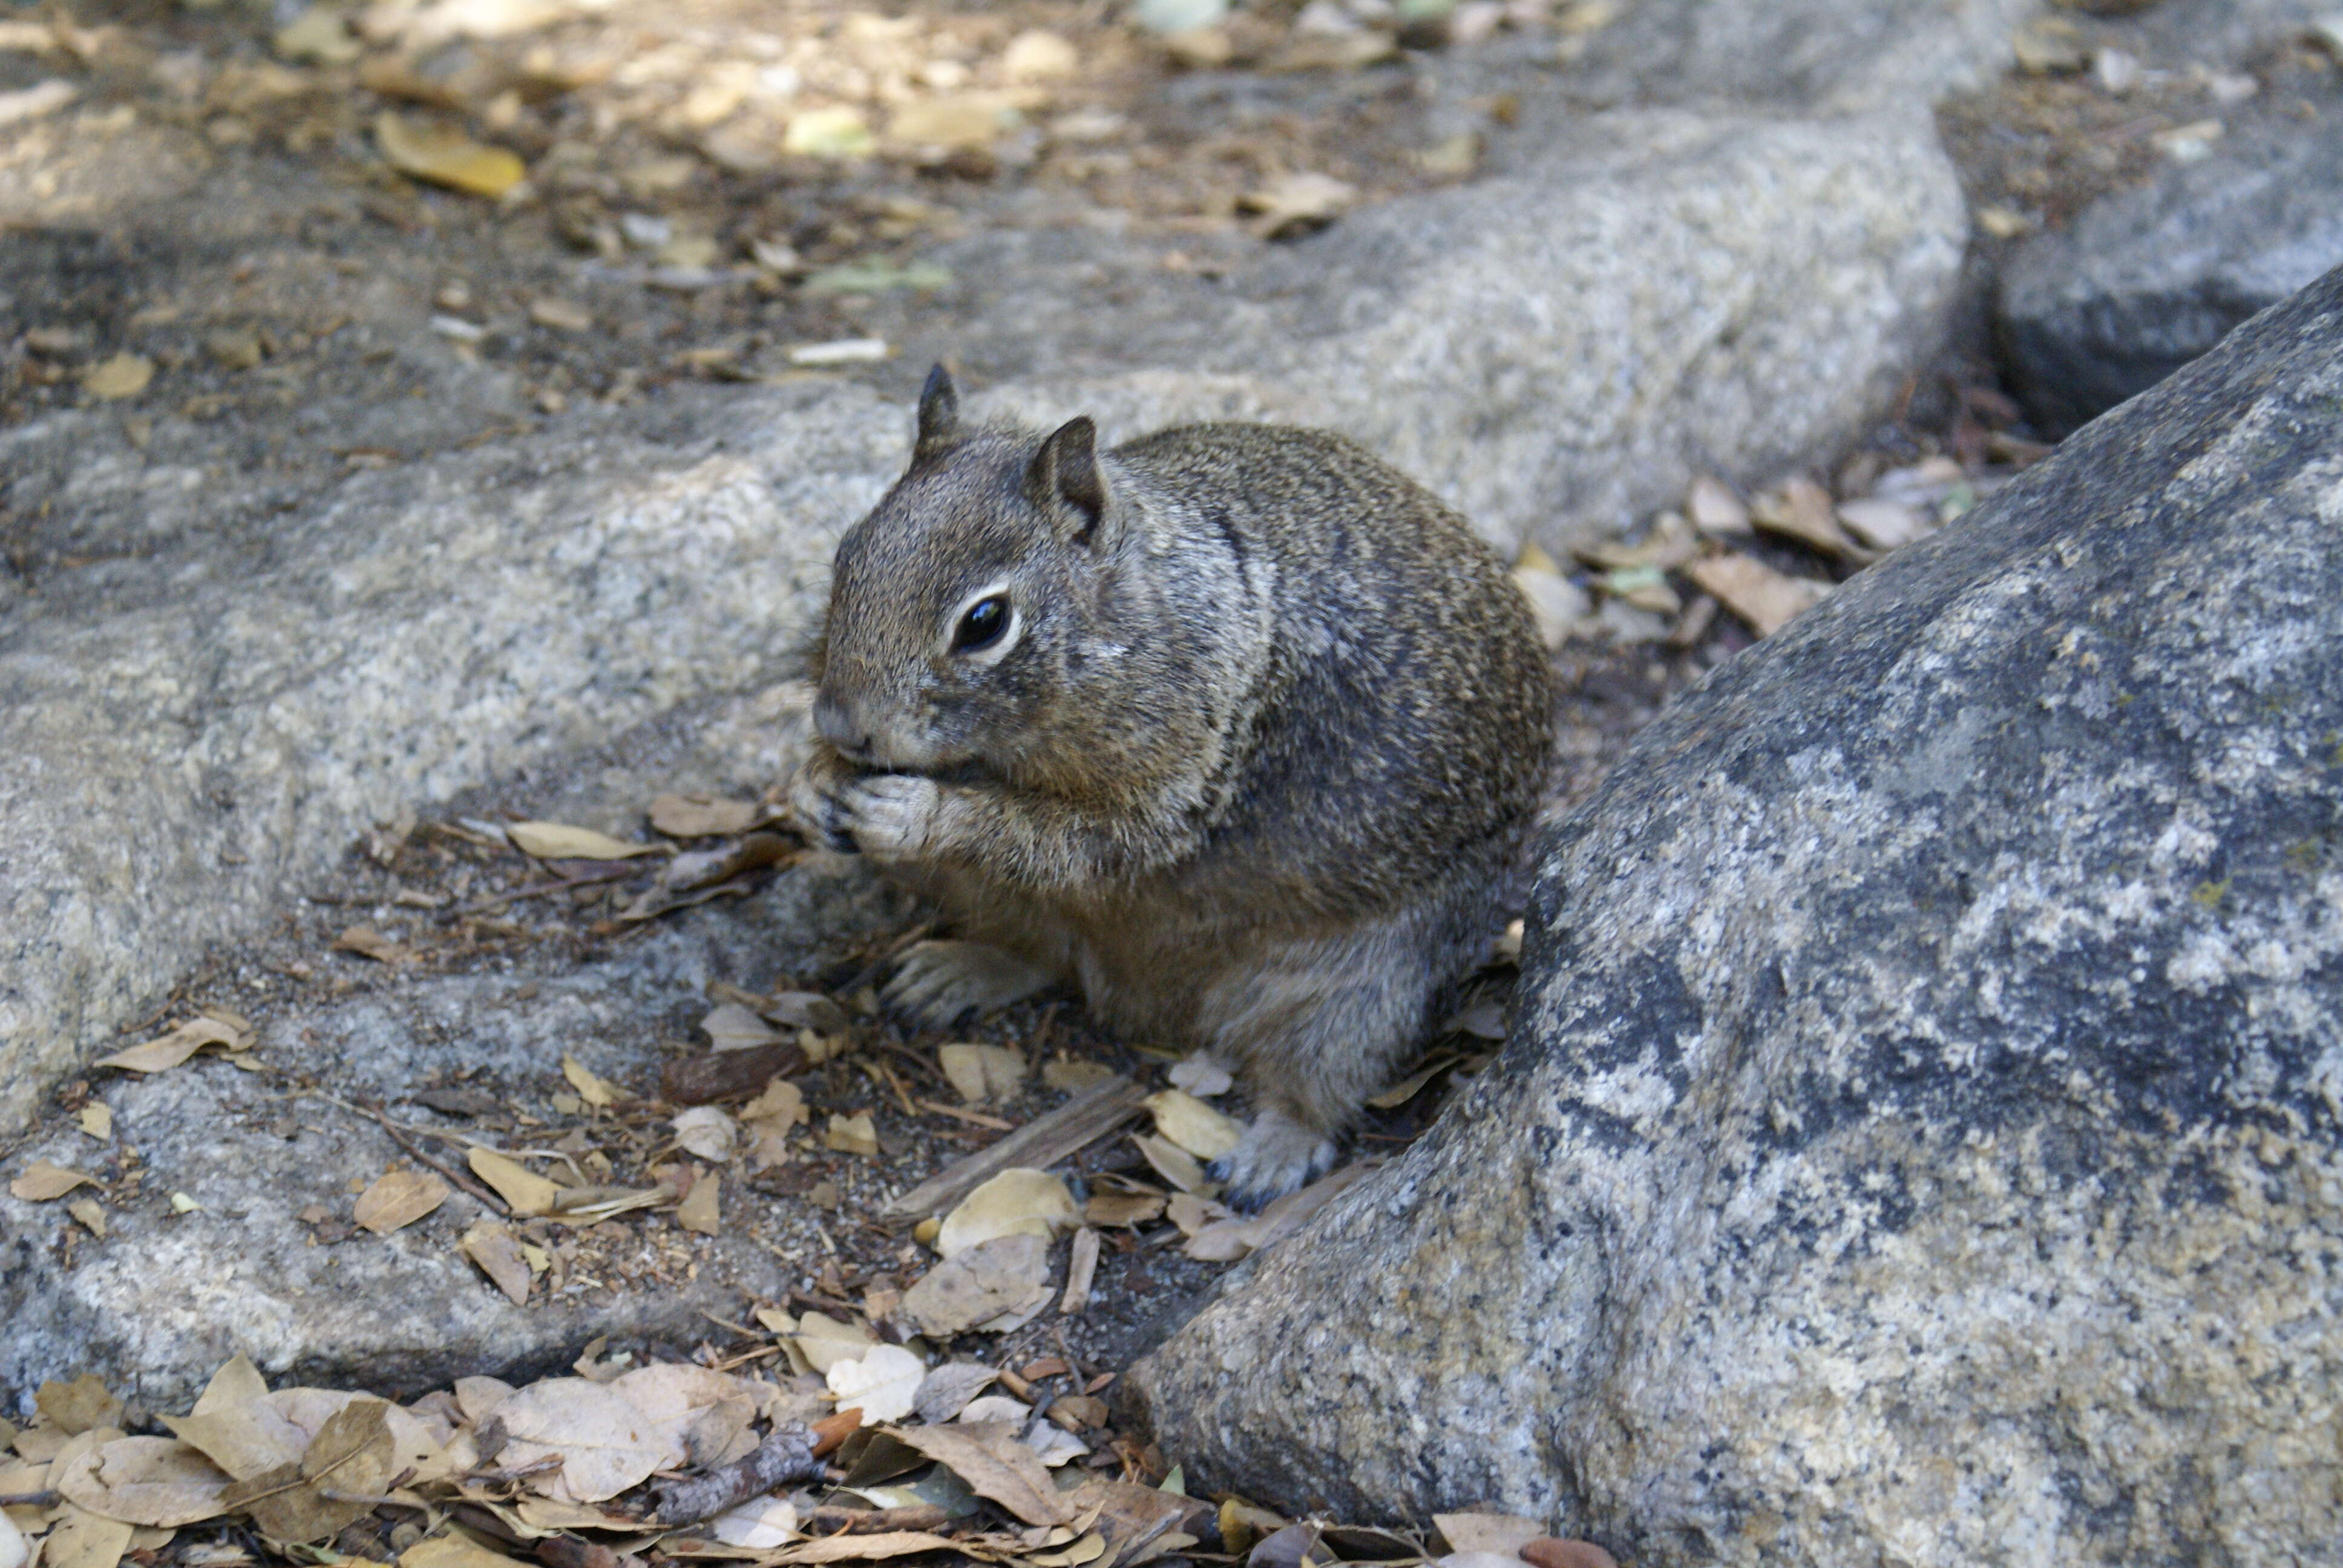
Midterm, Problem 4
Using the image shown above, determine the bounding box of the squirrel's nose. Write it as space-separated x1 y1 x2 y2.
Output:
814 691 870 758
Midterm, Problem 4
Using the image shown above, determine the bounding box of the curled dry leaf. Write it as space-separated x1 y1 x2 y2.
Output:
672 1106 738 1163
936 1169 1079 1259
68 1198 107 1238
95 1016 247 1074
461 1220 533 1305
560 1054 621 1108
54 1438 232 1527
375 111 525 198
825 1345 925 1423
1130 1133 1210 1195
11 1160 94 1202
493 1377 669 1503
1685 554 1832 639
506 821 658 861
938 1043 1026 1106
467 1148 557 1217
1143 1091 1244 1163
352 1169 450 1235
702 1001 784 1051
888 1423 1070 1527
648 794 759 838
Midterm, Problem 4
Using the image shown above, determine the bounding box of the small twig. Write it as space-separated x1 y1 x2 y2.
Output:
830 923 932 999
803 1504 950 1535
916 1099 1015 1132
653 1425 824 1527
460 1454 565 1487
0 1491 59 1508
459 863 642 916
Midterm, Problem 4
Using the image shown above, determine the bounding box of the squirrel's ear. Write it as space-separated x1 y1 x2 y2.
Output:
913 364 961 463
1024 416 1106 544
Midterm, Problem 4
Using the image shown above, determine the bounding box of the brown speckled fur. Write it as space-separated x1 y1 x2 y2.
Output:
790 368 1553 1205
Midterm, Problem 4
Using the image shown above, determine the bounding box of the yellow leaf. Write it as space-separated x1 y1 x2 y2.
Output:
95 1018 243 1073
352 1170 450 1235
467 1149 557 1217
1143 1091 1244 1163
82 354 153 401
936 1169 1080 1259
560 1054 619 1108
375 113 525 198
505 821 658 861
78 1104 113 1141
11 1160 94 1202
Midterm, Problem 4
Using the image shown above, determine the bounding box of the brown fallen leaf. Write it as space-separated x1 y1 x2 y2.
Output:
401 1534 533 1568
1520 1540 1620 1568
897 1232 1052 1339
333 926 408 963
761 1532 962 1565
560 1054 621 1108
1143 1091 1243 1162
375 111 525 198
676 1171 721 1236
95 1016 246 1073
936 1170 1079 1259
1751 476 1865 561
505 821 659 861
352 1169 450 1235
1685 555 1832 639
647 794 759 838
39 1376 124 1435
13 1160 95 1202
824 1112 879 1158
1083 1190 1165 1228
492 1378 668 1503
219 1399 395 1543
54 1437 232 1527
41 1502 134 1568
1237 171 1356 240
1437 1514 1548 1557
939 1043 1026 1106
191 1354 269 1417
460 1221 532 1305
888 1423 1070 1526
77 1103 112 1140
68 1198 108 1238
82 354 153 402
467 1148 557 1217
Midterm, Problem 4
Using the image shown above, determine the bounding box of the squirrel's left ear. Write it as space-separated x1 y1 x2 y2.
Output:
912 364 962 464
1024 416 1107 544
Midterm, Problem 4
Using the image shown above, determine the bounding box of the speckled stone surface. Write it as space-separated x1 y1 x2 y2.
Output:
1128 267 2343 1563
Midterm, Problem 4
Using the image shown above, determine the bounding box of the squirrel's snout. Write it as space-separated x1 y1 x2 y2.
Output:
814 691 871 760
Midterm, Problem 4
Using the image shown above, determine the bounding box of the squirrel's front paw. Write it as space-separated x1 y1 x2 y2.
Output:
787 751 863 854
830 772 945 862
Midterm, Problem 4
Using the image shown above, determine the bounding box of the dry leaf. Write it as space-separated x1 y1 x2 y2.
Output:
1041 1059 1117 1092
1688 476 1752 535
1237 171 1355 240
1143 1091 1244 1163
672 1106 738 1163
505 820 657 860
1685 555 1832 638
888 93 1015 150
77 1105 113 1141
1437 1514 1547 1558
333 926 408 963
742 1077 806 1131
39 1377 124 1435
453 1377 514 1424
460 1221 532 1305
219 1399 395 1543
761 1532 959 1564
676 1171 721 1235
1083 1191 1165 1228
899 1233 1052 1339
375 111 525 197
493 1378 668 1503
352 1169 450 1235
609 1364 758 1471
824 1112 878 1157
702 1001 784 1051
1518 1539 1620 1568
68 1198 108 1238
82 354 154 401
911 1364 999 1425
41 1503 133 1568
467 1148 557 1217
936 1170 1079 1259
12 1160 95 1202
54 1438 232 1527
1130 1134 1210 1195
1165 1192 1227 1239
402 1535 533 1568
1837 497 1933 552
191 1356 269 1418
1165 1057 1233 1097
1751 477 1863 560
95 1017 243 1073
0 1510 25 1568
939 1043 1027 1105
560 1054 620 1108
710 1496 801 1549
825 1345 925 1423
528 297 594 332
790 1312 876 1374
1061 1227 1100 1315
889 1423 1070 1527
648 795 759 838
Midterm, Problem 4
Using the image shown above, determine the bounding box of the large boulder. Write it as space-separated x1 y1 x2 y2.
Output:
1997 58 2343 433
1128 267 2343 1562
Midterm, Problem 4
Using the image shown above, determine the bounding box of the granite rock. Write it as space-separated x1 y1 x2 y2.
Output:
1998 71 2343 433
1129 267 2343 1563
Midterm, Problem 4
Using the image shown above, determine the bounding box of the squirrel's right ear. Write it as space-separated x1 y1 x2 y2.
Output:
1024 416 1107 545
913 364 961 464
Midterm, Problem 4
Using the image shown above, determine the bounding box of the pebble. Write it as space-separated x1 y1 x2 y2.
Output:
1135 0 1228 34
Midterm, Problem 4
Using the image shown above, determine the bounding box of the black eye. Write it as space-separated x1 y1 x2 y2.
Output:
951 595 1010 653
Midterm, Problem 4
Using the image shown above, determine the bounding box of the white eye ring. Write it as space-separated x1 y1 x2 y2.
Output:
943 581 1021 664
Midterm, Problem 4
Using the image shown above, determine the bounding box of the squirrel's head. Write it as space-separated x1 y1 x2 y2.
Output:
813 365 1130 782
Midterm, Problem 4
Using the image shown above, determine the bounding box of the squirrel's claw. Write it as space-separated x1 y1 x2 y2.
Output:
1209 1109 1340 1213
786 753 863 854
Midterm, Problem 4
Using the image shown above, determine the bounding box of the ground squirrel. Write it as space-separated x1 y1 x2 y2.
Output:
790 368 1553 1206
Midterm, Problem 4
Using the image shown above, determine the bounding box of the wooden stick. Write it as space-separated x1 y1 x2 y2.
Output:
878 1076 1147 1224
661 1041 809 1105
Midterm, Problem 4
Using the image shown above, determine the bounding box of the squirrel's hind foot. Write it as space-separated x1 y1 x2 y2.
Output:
885 938 1056 1026
1210 1108 1340 1213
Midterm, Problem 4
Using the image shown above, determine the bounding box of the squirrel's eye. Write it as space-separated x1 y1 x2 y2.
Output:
951 595 1010 653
